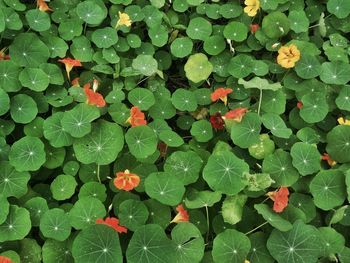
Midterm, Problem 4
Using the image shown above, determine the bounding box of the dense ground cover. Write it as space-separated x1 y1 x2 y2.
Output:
1 0 350 262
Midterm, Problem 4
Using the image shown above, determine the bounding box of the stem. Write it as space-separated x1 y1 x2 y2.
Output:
257 89 263 116
97 164 101 183
83 22 88 35
245 221 268 235
205 205 210 243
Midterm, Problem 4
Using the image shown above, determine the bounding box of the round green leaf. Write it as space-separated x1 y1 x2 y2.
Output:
288 10 309 33
9 136 46 172
171 88 198 111
231 112 261 148
186 17 212 41
320 61 350 85
10 94 38 124
326 125 350 163
78 182 107 202
128 88 155 110
170 37 193 58
228 55 254 78
159 130 184 147
262 11 290 39
327 0 350 18
148 25 168 47
261 113 292 139
295 54 321 79
73 120 124 165
19 67 50 92
144 172 185 206
43 36 69 58
0 61 21 92
40 208 71 241
223 21 248 42
255 204 293 232
185 189 222 209
203 151 249 195
72 224 122 263
0 161 30 198
42 239 74 263
310 170 346 211
248 232 275 263
289 193 316 223
190 120 213 142
203 35 226 56
212 229 251 263
50 174 77 201
0 194 9 225
222 194 247 225
125 125 158 159
23 197 49 227
132 55 158 76
43 112 74 148
76 1 106 25
69 197 106 230
290 142 321 176
118 199 149 231
336 85 350 111
300 92 328 123
25 9 50 32
184 53 213 83
0 88 10 116
91 27 118 48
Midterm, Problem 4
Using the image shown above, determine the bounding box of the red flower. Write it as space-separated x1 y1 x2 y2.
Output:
114 169 140 191
0 256 12 263
37 0 53 12
321 153 336 167
0 48 10 60
250 24 260 33
171 204 189 223
210 113 225 130
58 58 82 80
210 87 233 105
224 108 248 122
126 106 147 127
297 101 303 109
96 217 128 234
71 77 80 87
83 82 106 107
267 187 289 213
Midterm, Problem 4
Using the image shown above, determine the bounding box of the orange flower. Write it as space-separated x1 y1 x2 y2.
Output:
37 0 53 12
277 44 301 69
223 107 248 122
83 82 106 107
71 77 80 87
0 47 10 60
96 217 128 234
267 187 289 213
250 24 260 33
210 87 233 105
126 106 147 127
170 204 189 223
114 169 140 191
58 58 82 80
0 256 12 263
297 101 303 109
321 153 337 167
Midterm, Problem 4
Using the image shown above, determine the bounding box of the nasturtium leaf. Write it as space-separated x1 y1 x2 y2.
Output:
255 204 293 232
295 54 321 79
91 27 118 48
72 224 122 263
186 17 212 41
0 205 31 242
319 227 345 256
184 53 213 83
128 88 155 110
262 11 290 39
267 220 322 263
0 161 29 199
144 172 185 206
248 134 275 160
320 61 350 85
78 182 107 202
164 151 202 185
50 174 77 201
159 130 184 147
43 112 74 147
288 10 309 33
326 125 350 163
223 21 248 42
76 0 106 25
9 136 46 172
262 113 292 138
44 144 66 169
19 67 49 92
9 33 49 67
230 112 261 148
25 9 50 32
73 120 124 165
290 142 321 176
42 239 74 263
170 37 193 58
118 199 149 231
228 55 254 78
69 197 106 230
310 170 346 211
10 94 38 124
24 197 49 227
171 88 197 112
185 189 222 209
203 151 249 195
0 194 9 225
327 0 350 19
203 35 226 56
126 224 174 263
336 85 350 111
296 127 321 144
61 103 100 138
171 222 205 263
0 88 9 116
19 238 42 262
190 120 213 142
132 55 158 76
248 232 275 263
43 36 69 58
212 229 251 263
0 61 21 92
289 193 316 223
40 208 71 241
238 77 282 91
300 92 328 123
70 35 92 61
148 25 168 47
125 125 157 159
222 194 247 225
244 172 274 191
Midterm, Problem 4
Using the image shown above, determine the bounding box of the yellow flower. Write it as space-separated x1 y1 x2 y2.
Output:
338 117 350 126
115 11 132 28
245 260 251 263
277 44 301 69
244 0 260 17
